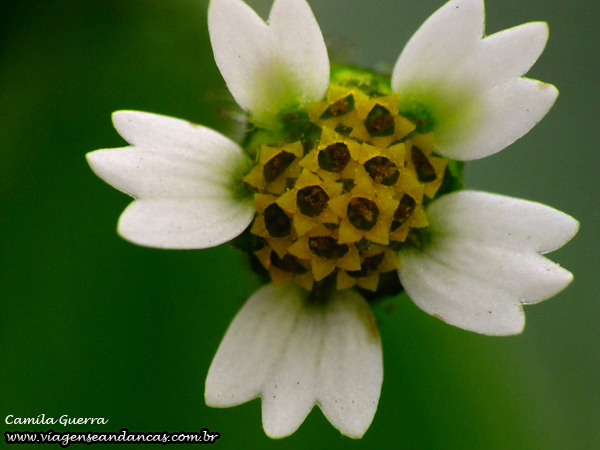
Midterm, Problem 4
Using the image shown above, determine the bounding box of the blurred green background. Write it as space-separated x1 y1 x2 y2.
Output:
1 0 598 448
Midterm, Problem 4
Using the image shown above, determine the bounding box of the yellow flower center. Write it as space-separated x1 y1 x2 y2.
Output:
242 85 447 292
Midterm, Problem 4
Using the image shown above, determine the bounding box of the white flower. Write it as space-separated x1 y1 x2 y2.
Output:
208 0 329 126
86 0 578 439
398 191 578 336
87 111 254 249
392 0 558 160
205 283 382 438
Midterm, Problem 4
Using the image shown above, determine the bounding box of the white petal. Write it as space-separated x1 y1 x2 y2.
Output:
436 78 558 160
111 110 245 160
117 197 254 249
459 22 550 92
205 284 382 438
208 0 329 125
86 111 254 249
88 112 247 199
392 0 484 88
268 0 329 102
398 191 578 335
392 0 556 160
86 146 235 199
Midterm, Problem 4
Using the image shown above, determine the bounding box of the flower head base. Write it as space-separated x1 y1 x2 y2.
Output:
86 0 579 441
241 67 449 294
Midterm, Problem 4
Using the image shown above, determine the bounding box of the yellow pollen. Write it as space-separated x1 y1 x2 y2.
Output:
243 85 447 291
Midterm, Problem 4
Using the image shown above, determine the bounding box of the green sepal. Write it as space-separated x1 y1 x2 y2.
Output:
229 155 255 203
242 109 321 159
330 64 392 97
229 227 270 285
435 159 464 199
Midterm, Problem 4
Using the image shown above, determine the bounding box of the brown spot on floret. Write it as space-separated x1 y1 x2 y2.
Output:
264 203 291 237
318 143 351 172
308 236 349 259
297 186 329 217
347 197 379 231
263 151 296 183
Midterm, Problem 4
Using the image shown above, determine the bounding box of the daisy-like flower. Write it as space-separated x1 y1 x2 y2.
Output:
86 0 579 439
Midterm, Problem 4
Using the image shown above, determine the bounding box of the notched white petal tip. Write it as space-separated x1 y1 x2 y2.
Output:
208 0 329 125
392 0 557 160
392 0 484 91
87 111 254 249
438 78 558 161
399 191 578 335
205 284 382 438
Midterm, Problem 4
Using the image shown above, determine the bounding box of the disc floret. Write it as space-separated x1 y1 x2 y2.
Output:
242 67 447 294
